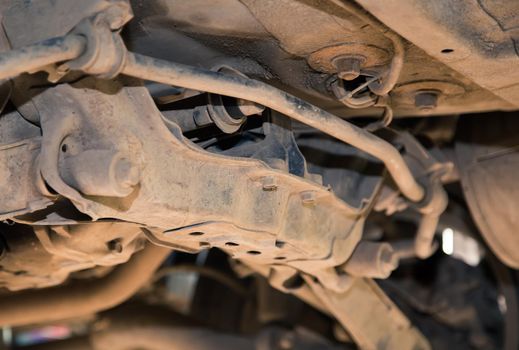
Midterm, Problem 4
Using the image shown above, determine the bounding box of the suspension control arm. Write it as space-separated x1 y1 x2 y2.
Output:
0 33 425 203
121 53 425 203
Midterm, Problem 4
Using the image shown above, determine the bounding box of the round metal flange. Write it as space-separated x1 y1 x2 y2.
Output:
308 43 391 74
207 65 252 134
394 80 465 96
207 93 246 134
392 80 466 107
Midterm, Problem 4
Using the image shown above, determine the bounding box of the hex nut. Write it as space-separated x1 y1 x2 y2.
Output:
334 56 362 81
414 91 439 111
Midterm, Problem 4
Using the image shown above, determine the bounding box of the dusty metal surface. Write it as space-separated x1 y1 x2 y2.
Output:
356 0 519 108
306 277 431 350
121 53 425 202
0 222 145 291
0 111 51 220
32 78 365 293
0 0 516 349
0 138 49 220
113 0 514 118
242 260 430 350
0 9 440 345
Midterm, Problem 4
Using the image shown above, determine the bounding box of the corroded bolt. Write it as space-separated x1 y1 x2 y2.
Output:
300 191 317 205
334 56 362 81
262 176 278 191
415 91 439 112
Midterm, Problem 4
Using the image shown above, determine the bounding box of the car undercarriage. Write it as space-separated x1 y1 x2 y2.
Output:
0 0 518 349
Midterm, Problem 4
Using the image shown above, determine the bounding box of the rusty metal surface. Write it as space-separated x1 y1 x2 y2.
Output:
0 139 49 220
236 0 513 116
0 111 51 219
1 1 513 348
306 277 431 350
0 3 449 347
0 35 86 82
0 7 426 204
356 0 519 108
122 53 426 202
0 11 437 344
0 222 145 291
308 43 391 74
32 79 365 292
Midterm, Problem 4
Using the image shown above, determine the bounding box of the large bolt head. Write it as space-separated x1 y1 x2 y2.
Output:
415 91 439 112
333 56 363 81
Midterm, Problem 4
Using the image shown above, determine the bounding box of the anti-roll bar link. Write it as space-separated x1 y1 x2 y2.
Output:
0 33 425 203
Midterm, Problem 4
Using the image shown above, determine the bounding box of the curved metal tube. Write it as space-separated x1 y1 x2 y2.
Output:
0 35 86 81
0 32 424 202
414 177 448 259
330 0 405 96
414 214 441 259
0 32 423 201
391 177 448 259
0 244 170 327
367 32 405 96
122 53 425 202
364 105 394 132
